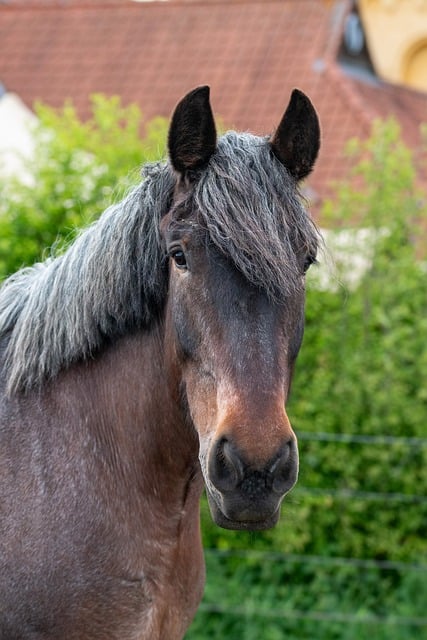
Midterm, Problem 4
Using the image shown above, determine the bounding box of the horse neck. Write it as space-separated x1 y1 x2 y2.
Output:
58 324 202 518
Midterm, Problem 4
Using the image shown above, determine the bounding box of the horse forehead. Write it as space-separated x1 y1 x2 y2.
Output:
163 218 205 250
164 222 192 244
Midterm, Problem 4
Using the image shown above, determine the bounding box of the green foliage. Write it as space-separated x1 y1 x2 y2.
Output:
296 119 427 440
0 94 168 277
188 549 425 640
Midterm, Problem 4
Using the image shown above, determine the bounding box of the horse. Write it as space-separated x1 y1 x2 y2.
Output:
0 86 320 639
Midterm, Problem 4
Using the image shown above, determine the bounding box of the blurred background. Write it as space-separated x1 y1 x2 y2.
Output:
0 1 426 638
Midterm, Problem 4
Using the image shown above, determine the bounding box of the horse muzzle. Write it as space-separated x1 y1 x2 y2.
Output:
205 436 299 531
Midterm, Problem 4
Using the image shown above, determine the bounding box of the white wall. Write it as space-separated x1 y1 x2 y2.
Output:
0 92 36 181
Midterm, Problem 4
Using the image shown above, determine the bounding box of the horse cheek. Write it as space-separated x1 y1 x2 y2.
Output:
183 366 217 436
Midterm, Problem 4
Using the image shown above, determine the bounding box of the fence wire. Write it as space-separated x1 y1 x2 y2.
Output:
297 430 427 447
198 602 427 628
204 549 427 574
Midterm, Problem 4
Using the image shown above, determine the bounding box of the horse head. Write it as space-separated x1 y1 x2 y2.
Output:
161 86 320 530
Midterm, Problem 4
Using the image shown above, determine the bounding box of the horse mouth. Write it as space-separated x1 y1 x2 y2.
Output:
206 490 281 531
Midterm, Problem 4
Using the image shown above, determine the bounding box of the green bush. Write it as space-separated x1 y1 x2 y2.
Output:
296 119 427 440
0 94 168 277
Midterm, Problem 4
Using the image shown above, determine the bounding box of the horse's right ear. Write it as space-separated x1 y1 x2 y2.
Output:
168 86 217 177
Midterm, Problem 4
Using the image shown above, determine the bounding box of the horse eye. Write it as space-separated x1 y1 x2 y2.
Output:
171 249 187 269
303 254 317 273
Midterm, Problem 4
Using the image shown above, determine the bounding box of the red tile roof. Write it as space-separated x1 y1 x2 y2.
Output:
1 0 426 205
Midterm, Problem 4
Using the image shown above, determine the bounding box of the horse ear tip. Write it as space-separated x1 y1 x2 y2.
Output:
290 88 313 108
187 85 211 102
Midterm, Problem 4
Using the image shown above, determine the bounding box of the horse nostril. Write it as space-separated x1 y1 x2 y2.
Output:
208 437 298 497
270 439 298 495
209 438 244 493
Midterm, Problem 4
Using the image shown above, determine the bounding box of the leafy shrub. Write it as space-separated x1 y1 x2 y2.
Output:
0 94 168 277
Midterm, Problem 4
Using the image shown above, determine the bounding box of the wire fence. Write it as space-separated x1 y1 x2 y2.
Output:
295 429 427 503
198 601 427 628
294 486 427 504
297 431 427 447
204 548 427 574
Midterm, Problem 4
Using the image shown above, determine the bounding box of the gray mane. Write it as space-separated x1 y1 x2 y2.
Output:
0 131 319 394
0 162 175 394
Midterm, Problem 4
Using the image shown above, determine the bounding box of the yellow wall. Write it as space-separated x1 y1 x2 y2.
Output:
359 0 427 92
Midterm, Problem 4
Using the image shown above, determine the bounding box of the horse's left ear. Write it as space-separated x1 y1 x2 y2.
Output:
270 89 320 181
168 85 217 177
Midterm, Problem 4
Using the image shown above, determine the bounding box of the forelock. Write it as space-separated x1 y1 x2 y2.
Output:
189 131 320 300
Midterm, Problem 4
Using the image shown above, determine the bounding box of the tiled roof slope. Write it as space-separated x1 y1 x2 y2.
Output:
0 0 426 204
